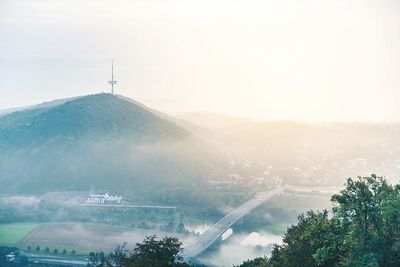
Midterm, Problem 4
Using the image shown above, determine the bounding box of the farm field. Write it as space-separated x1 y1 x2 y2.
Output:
0 223 39 245
20 223 195 252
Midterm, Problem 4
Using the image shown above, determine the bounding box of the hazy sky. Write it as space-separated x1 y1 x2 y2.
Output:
1 0 400 122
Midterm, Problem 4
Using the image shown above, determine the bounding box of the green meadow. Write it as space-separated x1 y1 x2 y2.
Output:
0 222 38 245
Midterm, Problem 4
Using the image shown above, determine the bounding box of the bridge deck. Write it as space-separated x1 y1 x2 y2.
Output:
181 188 281 261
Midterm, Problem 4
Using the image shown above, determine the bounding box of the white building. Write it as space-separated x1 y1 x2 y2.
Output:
86 192 122 204
5 254 16 262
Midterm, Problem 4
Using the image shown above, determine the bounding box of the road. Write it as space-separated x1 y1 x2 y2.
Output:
24 253 88 266
180 187 282 261
79 203 176 209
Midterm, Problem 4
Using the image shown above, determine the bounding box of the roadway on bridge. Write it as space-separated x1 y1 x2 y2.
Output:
181 187 282 261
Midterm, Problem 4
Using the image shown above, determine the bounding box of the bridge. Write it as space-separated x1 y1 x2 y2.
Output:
181 187 282 261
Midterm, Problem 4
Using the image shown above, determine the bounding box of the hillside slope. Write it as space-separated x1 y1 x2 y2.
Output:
0 94 226 194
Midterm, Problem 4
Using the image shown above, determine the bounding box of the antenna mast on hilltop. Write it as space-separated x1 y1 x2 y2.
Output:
108 59 117 94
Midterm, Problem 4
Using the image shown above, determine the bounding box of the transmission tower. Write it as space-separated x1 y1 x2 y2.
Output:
108 59 117 94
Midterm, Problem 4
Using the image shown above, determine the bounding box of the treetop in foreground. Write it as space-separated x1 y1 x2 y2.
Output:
238 175 400 267
91 235 190 267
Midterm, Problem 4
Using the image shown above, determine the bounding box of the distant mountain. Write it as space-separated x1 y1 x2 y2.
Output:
178 112 400 186
0 94 226 194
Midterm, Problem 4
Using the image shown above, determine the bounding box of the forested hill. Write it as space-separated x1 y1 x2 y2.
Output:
0 94 188 146
0 94 226 194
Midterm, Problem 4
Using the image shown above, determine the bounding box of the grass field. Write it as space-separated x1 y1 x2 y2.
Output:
0 222 39 245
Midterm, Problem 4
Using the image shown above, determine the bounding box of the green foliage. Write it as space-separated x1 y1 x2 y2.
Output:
127 236 188 267
94 236 190 267
236 256 270 267
241 175 400 267
329 175 400 266
268 210 343 267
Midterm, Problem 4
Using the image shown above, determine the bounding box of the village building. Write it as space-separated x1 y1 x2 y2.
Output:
85 192 122 204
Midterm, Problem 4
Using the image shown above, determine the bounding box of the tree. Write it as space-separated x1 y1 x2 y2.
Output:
94 236 190 267
45 247 49 252
162 221 175 232
240 175 400 267
128 236 188 266
89 251 107 266
331 175 398 266
268 210 343 267
35 245 40 251
176 223 186 234
236 256 270 267
62 248 67 254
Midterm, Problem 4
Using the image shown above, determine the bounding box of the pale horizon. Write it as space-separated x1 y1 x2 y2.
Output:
1 0 400 122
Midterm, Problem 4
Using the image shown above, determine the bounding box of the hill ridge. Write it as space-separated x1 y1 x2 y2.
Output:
0 93 225 194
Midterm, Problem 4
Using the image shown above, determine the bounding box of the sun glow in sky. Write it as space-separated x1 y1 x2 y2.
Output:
1 0 400 122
